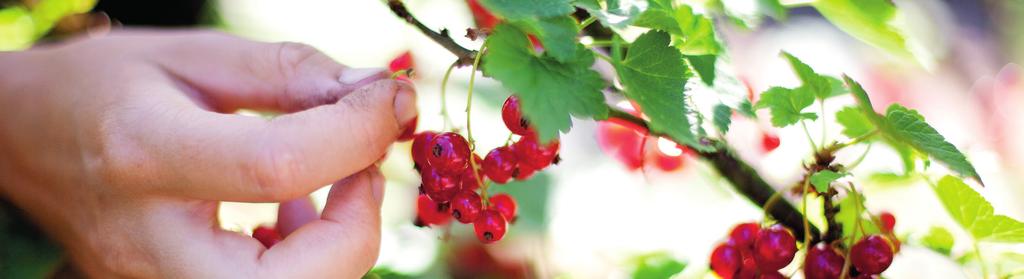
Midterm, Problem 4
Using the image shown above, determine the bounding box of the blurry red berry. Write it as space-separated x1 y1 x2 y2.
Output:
483 146 518 184
879 212 896 232
850 235 894 275
252 225 282 248
416 193 452 226
729 222 762 249
411 131 437 168
753 225 797 271
451 190 484 223
421 167 462 203
804 243 844 279
502 96 533 136
710 243 742 279
465 0 500 29
428 132 471 176
489 193 517 221
761 132 780 152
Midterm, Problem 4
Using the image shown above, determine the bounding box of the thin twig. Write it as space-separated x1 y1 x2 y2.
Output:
387 0 478 66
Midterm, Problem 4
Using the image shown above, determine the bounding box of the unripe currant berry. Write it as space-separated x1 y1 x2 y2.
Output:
502 95 533 136
729 222 761 249
411 131 438 168
850 235 894 275
879 212 896 232
473 209 507 244
804 243 845 279
252 225 282 248
461 154 484 191
483 146 518 184
753 225 797 271
420 167 462 203
761 132 780 152
710 243 742 279
427 132 472 176
489 193 517 222
416 193 452 226
450 190 484 223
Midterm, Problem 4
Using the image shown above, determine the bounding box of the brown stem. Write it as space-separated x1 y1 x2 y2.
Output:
386 1 821 242
386 0 477 66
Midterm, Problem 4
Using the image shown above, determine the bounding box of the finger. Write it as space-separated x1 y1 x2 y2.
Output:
259 168 385 278
150 30 388 112
276 197 318 237
136 79 416 202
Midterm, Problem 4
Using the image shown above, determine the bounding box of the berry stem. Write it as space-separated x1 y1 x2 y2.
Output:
801 177 812 246
974 240 989 279
440 60 458 130
820 101 828 144
466 45 489 202
844 143 873 171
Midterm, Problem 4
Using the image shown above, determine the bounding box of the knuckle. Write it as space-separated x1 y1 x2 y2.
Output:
274 42 321 77
249 137 305 200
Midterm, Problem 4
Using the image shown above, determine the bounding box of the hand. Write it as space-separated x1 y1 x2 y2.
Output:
0 30 417 278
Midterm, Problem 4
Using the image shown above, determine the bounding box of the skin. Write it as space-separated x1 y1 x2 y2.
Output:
0 30 418 278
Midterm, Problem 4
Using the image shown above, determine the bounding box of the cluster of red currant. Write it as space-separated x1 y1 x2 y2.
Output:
409 95 559 244
598 103 694 172
711 214 898 279
711 223 798 279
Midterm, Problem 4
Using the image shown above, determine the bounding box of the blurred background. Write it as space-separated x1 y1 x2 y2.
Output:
2 0 1024 278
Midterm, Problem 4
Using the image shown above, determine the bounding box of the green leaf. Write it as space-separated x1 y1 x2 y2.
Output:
754 86 817 127
479 0 575 19
842 75 885 124
685 54 716 85
934 176 1024 243
921 226 954 256
835 107 876 139
511 16 580 62
781 51 832 100
758 0 786 20
812 0 913 60
574 0 645 29
885 104 981 184
616 30 708 151
835 191 880 242
712 104 732 134
810 170 846 193
634 1 722 55
483 24 609 141
824 76 849 97
629 252 687 279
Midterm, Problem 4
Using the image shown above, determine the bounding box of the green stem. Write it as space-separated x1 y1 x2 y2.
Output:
439 61 458 130
801 120 819 152
578 15 597 30
801 178 812 245
820 101 827 144
594 51 615 63
465 46 489 202
844 143 873 171
975 240 990 279
836 129 880 150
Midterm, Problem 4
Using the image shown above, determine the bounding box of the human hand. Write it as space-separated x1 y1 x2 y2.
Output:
0 30 417 278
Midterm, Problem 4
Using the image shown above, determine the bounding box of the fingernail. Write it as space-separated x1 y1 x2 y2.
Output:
339 68 386 86
393 82 418 129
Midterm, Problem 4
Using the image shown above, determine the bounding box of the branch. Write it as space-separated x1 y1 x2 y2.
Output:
386 1 821 242
387 0 478 66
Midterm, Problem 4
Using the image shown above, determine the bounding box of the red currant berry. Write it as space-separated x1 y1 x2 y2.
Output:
398 116 417 141
804 243 845 279
596 120 646 170
761 132 780 152
502 95 532 136
753 225 797 271
411 131 437 168
421 167 462 203
388 51 414 81
450 190 484 223
729 222 762 249
465 0 499 29
513 162 537 180
850 235 894 275
489 193 518 222
737 253 758 279
483 146 518 184
512 135 559 169
710 243 742 279
758 271 787 279
879 212 896 232
461 154 484 191
427 132 471 175
473 209 507 244
416 193 451 226
252 225 282 248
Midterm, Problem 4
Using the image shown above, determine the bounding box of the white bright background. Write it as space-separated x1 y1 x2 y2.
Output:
211 0 1024 278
